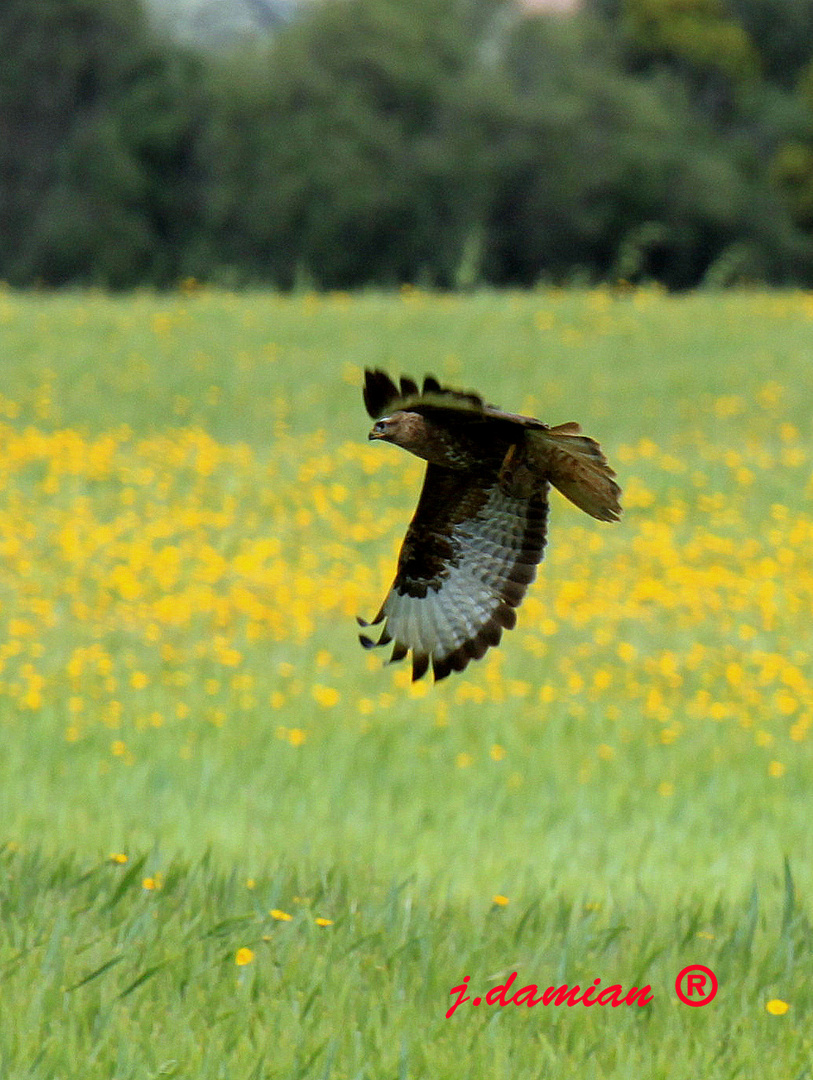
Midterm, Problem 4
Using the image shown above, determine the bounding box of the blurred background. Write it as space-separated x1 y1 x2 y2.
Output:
5 0 813 292
3 5 813 1072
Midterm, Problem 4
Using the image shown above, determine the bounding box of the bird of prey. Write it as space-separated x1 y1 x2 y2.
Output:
358 369 621 681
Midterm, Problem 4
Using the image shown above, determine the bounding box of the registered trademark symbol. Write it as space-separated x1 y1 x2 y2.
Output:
675 964 718 1006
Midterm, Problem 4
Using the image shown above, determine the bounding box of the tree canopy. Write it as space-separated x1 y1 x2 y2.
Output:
2 0 813 288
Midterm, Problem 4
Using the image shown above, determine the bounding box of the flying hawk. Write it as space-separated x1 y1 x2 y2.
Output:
358 369 621 681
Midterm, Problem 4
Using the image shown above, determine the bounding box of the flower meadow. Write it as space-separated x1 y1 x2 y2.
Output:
1 288 812 1078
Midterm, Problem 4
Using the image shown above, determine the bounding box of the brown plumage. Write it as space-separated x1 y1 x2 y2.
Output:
359 369 621 681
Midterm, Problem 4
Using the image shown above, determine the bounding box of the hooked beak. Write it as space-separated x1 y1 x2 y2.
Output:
368 421 386 440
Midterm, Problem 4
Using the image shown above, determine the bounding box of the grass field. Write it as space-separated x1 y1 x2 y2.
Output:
0 286 812 1077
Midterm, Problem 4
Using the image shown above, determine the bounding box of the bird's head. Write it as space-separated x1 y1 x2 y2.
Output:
368 410 440 464
368 411 418 445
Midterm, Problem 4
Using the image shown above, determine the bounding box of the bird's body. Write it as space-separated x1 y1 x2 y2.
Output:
359 370 621 681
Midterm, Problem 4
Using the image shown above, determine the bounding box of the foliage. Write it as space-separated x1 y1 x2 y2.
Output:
620 0 759 79
3 0 813 287
0 0 209 286
203 0 495 288
728 0 813 89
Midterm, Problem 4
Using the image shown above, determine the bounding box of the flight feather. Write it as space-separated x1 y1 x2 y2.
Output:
359 369 621 680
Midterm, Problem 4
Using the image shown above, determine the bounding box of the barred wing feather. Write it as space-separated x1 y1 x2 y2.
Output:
359 464 548 681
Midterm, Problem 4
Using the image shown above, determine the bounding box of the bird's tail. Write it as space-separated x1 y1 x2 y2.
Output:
530 423 622 522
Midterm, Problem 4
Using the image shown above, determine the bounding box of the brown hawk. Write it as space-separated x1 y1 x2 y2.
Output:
358 369 621 681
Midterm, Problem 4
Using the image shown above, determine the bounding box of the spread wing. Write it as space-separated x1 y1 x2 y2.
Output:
364 369 621 523
363 368 547 430
358 464 549 681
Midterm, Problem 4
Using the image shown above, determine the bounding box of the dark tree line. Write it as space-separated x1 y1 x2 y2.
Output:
3 0 813 289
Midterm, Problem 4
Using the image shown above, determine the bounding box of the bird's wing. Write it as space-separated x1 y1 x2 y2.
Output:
358 463 548 681
363 368 547 429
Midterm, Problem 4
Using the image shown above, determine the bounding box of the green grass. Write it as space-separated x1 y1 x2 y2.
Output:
0 286 812 1077
2 846 812 1078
